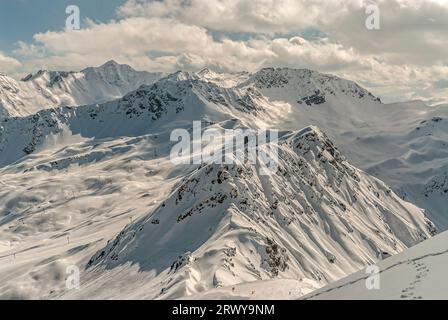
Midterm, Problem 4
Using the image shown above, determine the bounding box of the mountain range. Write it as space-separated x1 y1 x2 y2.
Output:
0 62 446 299
0 60 163 118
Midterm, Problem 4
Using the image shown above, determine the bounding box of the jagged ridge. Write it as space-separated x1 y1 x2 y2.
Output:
86 126 434 299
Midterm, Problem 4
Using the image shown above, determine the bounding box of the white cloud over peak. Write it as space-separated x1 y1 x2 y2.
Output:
4 0 448 104
0 51 22 73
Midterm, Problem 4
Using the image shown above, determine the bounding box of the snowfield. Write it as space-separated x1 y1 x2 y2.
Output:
303 230 448 300
0 65 446 299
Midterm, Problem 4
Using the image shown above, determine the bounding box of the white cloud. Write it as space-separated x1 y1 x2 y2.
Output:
117 0 448 65
11 17 369 73
13 41 46 58
117 0 358 34
0 51 22 73
5 0 448 104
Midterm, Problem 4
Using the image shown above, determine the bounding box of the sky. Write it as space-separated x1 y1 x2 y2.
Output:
0 0 447 105
0 0 126 53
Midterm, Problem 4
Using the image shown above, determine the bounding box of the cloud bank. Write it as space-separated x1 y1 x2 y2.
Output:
6 0 448 104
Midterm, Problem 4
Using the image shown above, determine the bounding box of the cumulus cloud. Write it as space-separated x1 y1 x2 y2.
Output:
0 51 22 73
5 0 448 104
331 0 448 65
13 17 368 73
117 0 360 34
117 0 448 66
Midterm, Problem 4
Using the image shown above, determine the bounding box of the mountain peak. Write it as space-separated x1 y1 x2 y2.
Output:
256 67 316 77
21 69 49 81
197 67 214 77
260 66 313 72
81 60 134 74
197 67 211 73
246 67 381 105
164 70 196 82
100 60 121 67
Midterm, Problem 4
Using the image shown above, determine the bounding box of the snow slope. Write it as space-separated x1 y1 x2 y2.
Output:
78 127 433 299
2 66 446 230
0 65 443 300
0 111 434 299
303 230 448 300
0 60 163 117
161 67 448 230
0 132 177 299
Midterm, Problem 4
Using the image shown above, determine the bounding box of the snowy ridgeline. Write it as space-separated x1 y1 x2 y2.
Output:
82 127 434 299
0 65 445 299
0 122 434 298
1 66 447 229
0 60 163 118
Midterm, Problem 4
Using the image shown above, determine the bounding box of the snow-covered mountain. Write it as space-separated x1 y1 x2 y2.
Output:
200 67 448 231
0 64 445 299
0 121 435 298
0 60 163 118
4 65 443 230
236 68 448 230
80 127 433 299
0 75 271 167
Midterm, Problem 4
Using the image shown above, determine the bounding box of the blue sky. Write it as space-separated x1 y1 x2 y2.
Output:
0 0 126 54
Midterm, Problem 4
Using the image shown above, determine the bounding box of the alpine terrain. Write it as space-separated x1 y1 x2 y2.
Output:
0 60 163 118
0 65 445 299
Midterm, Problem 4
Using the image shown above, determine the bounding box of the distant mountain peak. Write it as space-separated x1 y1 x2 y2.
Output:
197 67 212 75
246 66 381 105
164 70 196 82
0 61 164 118
82 60 131 73
101 59 120 66
258 66 315 74
95 60 131 71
